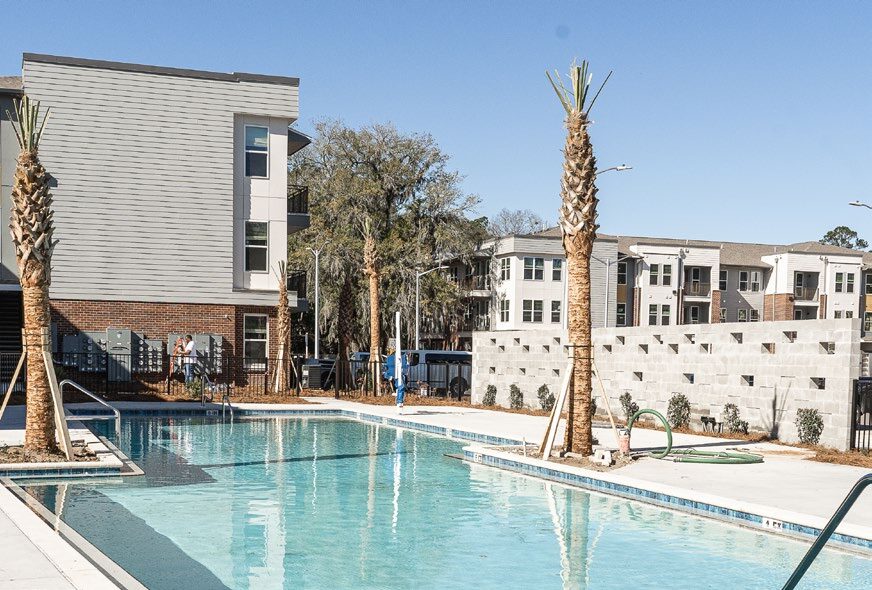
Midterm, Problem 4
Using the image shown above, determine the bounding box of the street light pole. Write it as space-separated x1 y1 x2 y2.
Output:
415 264 446 350
308 248 322 359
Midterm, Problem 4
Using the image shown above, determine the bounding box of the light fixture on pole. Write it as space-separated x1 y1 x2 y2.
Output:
307 247 322 359
849 200 872 210
595 164 633 176
415 264 446 350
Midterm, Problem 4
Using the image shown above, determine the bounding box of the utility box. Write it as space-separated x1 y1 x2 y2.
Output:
79 331 108 373
61 333 81 367
141 339 164 373
212 335 224 374
107 327 135 382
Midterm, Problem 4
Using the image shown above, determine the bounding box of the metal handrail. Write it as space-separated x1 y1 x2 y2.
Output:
59 378 121 440
196 363 233 419
782 473 872 589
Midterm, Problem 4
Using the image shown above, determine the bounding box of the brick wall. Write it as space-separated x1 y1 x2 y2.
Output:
819 294 828 319
51 299 278 357
710 290 722 323
763 293 795 321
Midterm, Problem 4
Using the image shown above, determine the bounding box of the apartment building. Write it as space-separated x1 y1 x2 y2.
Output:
0 53 310 357
463 227 872 335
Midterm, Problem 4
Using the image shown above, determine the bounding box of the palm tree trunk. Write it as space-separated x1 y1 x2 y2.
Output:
22 284 58 453
364 233 381 394
337 276 354 390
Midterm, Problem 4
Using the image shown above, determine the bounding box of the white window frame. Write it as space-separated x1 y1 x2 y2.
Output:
500 299 510 322
551 300 561 323
835 272 844 293
847 273 855 293
522 299 543 322
719 269 728 291
739 271 749 292
648 304 658 326
244 125 270 179
499 258 511 281
523 257 544 281
865 273 872 295
865 312 872 332
835 311 843 319
846 311 854 319
244 221 269 273
616 303 626 326
750 271 761 292
243 313 269 367
719 308 727 322
689 305 700 324
750 309 760 322
661 304 670 326
552 259 563 281
617 262 627 285
662 264 672 287
649 264 659 286
738 308 748 322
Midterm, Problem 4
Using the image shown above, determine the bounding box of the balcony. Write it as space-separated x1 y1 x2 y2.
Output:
794 287 819 302
683 281 711 297
461 315 491 332
287 270 307 299
462 275 492 292
288 185 310 231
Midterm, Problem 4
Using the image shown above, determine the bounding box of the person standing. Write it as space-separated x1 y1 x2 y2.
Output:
183 334 197 384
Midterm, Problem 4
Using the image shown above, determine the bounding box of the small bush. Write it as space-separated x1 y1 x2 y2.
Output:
795 408 824 445
185 377 203 399
590 396 597 417
482 385 497 407
667 393 691 428
723 403 748 434
537 384 555 412
619 391 639 423
509 384 524 410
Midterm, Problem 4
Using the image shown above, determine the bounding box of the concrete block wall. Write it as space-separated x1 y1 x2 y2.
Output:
472 318 861 449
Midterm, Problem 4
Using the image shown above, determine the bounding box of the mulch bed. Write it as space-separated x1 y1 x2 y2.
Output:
304 390 552 416
0 441 97 464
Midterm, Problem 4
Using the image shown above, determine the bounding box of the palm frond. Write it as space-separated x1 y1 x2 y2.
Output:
546 60 612 116
7 95 51 152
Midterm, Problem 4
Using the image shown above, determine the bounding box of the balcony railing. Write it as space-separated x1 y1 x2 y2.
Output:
288 185 309 215
683 282 711 297
794 287 819 301
287 270 307 297
462 275 492 291
462 315 491 332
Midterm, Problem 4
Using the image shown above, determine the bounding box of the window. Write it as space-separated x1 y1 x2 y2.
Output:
499 258 511 280
738 308 748 322
244 125 269 178
449 267 459 283
243 314 268 365
662 264 672 286
835 311 843 319
523 257 544 280
750 271 761 292
648 304 658 325
661 305 671 326
866 312 872 332
244 221 269 272
551 300 561 323
719 270 728 291
847 273 855 293
846 311 854 319
522 299 543 322
794 309 803 320
689 305 700 324
739 271 749 292
750 309 759 322
720 308 727 322
742 375 754 387
866 274 872 295
552 259 563 281
835 272 844 293
616 303 626 326
499 299 510 322
617 262 627 285
650 264 660 285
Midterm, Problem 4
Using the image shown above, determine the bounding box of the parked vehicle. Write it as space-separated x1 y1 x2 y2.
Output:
404 350 472 399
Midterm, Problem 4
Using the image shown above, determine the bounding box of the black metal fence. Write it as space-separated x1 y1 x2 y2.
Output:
0 352 25 395
851 378 872 451
320 358 471 399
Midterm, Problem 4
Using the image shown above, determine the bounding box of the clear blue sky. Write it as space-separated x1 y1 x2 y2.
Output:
2 1 870 244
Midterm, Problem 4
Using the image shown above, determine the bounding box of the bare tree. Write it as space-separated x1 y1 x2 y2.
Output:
488 208 547 237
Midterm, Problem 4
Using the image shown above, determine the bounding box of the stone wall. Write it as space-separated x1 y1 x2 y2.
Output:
472 318 861 449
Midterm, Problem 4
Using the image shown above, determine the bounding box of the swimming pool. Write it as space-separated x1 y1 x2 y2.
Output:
16 417 872 589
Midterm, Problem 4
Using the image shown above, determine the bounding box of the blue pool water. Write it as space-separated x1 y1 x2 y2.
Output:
18 417 872 589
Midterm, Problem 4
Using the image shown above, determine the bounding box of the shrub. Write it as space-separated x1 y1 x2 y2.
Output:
590 396 597 417
667 393 691 428
795 408 824 445
482 385 497 407
185 377 203 399
537 384 555 412
723 403 748 434
509 384 524 410
619 391 639 423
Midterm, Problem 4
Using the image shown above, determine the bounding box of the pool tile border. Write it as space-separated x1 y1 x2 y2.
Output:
53 403 872 555
462 445 872 556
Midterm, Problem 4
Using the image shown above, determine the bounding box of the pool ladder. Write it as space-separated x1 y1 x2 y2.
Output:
781 472 872 589
199 368 233 419
59 379 121 441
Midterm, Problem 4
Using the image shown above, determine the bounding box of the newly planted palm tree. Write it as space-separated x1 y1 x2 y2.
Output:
272 261 292 394
547 61 611 455
7 96 59 454
362 219 381 393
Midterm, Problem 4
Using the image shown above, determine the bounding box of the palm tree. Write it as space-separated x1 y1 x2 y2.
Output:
272 261 292 394
362 219 381 393
7 96 58 454
547 61 611 455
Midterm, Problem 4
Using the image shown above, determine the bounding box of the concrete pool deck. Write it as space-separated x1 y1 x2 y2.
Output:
0 398 870 588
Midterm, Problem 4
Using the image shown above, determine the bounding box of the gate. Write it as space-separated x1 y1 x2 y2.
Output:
851 378 872 451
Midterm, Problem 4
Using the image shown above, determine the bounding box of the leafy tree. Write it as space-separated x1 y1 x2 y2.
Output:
488 208 546 237
820 226 868 250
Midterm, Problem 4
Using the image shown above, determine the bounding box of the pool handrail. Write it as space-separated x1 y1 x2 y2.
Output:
59 378 122 441
781 472 872 589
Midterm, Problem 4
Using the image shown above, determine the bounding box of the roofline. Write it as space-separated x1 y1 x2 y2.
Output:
0 86 22 96
22 53 299 87
630 240 721 250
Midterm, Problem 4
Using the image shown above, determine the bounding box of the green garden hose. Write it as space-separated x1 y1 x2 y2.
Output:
626 409 763 465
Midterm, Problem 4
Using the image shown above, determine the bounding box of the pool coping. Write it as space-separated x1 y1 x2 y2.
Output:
8 402 872 559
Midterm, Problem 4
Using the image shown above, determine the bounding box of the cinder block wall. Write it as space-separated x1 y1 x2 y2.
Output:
472 318 861 449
